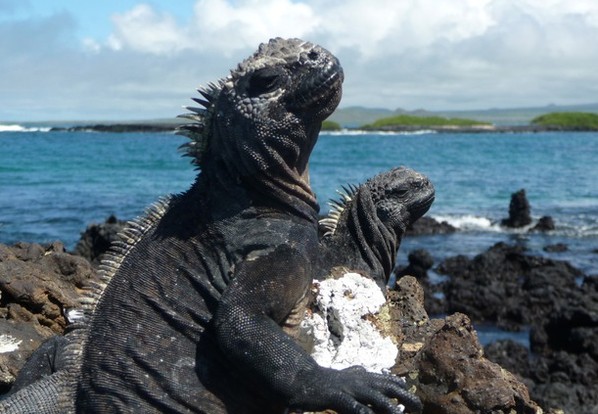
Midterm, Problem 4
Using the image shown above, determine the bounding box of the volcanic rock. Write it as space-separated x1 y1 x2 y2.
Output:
501 189 532 228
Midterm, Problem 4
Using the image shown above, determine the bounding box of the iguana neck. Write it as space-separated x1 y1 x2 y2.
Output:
199 125 321 223
345 189 399 280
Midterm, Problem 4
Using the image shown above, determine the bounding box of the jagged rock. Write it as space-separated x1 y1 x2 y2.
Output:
0 242 98 392
485 340 598 414
73 215 127 265
394 249 445 316
501 189 532 228
437 242 584 331
438 244 597 413
390 276 541 414
531 276 598 359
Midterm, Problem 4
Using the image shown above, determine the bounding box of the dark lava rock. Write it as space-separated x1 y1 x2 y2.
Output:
501 189 532 228
74 214 127 265
438 242 597 413
531 279 598 359
406 216 457 236
531 215 556 232
390 276 541 414
0 242 97 391
484 340 598 414
395 249 434 280
437 241 584 331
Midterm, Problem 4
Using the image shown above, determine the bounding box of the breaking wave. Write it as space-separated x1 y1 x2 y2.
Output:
431 214 598 238
0 124 51 132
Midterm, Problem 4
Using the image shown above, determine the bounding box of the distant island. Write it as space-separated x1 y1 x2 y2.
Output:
530 112 598 131
45 110 598 134
360 114 492 132
354 111 598 133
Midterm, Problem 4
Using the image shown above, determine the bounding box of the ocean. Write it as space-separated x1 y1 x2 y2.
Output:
1 126 597 280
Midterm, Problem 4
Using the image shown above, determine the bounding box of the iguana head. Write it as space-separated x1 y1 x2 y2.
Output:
322 167 435 238
178 38 343 217
319 167 434 284
367 167 435 234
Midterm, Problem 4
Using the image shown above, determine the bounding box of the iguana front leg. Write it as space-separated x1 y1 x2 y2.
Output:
213 242 421 413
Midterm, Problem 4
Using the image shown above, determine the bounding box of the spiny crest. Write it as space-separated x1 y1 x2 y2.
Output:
78 197 172 321
319 183 359 237
234 37 308 78
176 80 226 168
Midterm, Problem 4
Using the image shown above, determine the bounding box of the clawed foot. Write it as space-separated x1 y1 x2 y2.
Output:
290 366 422 414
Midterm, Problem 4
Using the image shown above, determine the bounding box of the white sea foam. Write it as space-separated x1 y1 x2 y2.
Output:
432 214 502 232
432 213 598 238
0 124 51 132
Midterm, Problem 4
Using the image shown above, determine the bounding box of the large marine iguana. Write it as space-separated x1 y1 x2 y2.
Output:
0 38 424 413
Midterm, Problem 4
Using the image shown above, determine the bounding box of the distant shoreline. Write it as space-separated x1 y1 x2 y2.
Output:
47 123 598 134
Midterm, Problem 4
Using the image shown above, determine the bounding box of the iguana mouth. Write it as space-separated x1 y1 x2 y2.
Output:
291 61 344 111
413 192 435 219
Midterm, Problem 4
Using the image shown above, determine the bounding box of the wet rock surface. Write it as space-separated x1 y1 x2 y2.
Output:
0 241 98 392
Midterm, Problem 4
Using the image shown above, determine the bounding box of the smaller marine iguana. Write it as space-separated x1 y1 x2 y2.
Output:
0 38 424 414
318 167 434 288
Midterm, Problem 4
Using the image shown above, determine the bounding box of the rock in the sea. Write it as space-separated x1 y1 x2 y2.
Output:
395 249 434 280
543 243 568 253
0 242 97 392
406 216 457 236
531 215 556 232
501 188 532 228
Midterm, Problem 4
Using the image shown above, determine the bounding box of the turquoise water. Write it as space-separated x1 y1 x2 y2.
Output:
1 129 597 275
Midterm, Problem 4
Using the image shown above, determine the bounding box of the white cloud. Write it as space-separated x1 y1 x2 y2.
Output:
106 4 191 54
3 0 598 120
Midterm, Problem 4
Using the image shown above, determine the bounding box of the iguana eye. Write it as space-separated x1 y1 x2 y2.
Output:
246 67 283 97
389 187 409 198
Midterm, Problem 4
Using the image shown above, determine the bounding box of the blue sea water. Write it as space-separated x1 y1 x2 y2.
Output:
1 128 597 278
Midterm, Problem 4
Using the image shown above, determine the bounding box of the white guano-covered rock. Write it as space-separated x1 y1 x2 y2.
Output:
301 272 397 373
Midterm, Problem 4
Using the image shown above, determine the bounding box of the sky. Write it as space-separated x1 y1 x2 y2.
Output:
2 0 598 122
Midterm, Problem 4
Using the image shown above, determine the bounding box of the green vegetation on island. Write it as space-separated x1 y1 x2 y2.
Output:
531 112 598 131
361 114 491 130
321 120 342 131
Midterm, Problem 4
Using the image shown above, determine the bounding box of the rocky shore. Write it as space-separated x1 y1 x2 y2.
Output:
1 191 596 413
